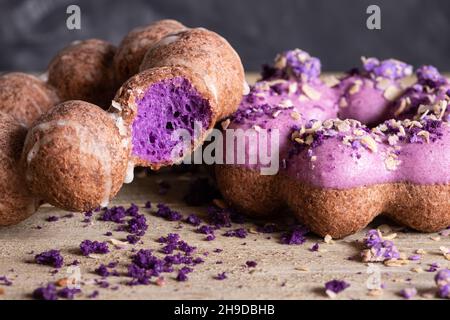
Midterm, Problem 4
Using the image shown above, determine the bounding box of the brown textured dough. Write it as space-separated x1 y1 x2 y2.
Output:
215 165 450 238
22 100 131 212
140 27 247 121
0 73 60 127
113 27 246 170
114 19 186 84
0 112 38 226
47 39 117 109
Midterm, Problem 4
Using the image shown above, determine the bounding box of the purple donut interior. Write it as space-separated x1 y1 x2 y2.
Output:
132 77 212 163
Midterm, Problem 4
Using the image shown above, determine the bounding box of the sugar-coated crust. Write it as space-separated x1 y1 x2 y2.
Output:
112 66 216 169
22 101 131 212
0 73 60 127
114 27 245 169
48 39 117 108
216 166 450 238
140 27 246 121
0 112 38 226
114 19 187 84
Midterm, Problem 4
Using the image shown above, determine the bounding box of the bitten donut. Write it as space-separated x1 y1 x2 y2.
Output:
113 27 246 170
22 101 131 212
0 112 38 226
0 73 59 127
215 49 450 238
114 19 186 84
48 39 117 108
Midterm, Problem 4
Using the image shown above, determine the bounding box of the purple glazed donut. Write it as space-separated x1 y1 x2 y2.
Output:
215 49 450 238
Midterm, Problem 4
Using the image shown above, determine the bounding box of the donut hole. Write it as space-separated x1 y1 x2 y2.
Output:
131 77 211 163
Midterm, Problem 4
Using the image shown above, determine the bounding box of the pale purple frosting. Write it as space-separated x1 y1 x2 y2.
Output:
286 118 450 188
222 50 449 189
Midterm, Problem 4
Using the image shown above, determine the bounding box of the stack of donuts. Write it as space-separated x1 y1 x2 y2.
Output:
216 49 450 238
0 19 245 225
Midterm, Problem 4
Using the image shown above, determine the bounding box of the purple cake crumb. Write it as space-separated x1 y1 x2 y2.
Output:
156 203 183 221
0 276 12 286
310 243 320 252
223 228 248 238
95 264 110 277
435 269 450 299
246 261 257 268
57 287 81 300
280 226 308 245
79 240 109 256
400 287 417 299
35 250 64 269
32 284 58 300
127 235 141 244
45 216 59 222
214 272 227 280
185 214 202 226
325 280 350 295
127 214 148 235
361 229 400 262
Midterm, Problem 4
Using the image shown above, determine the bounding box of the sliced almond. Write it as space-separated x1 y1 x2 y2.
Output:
361 136 378 152
302 84 321 101
384 86 403 101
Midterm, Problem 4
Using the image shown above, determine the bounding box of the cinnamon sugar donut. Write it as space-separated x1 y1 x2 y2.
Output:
0 112 38 225
0 73 59 127
215 49 450 238
113 27 246 170
48 39 117 108
114 19 186 84
22 101 131 212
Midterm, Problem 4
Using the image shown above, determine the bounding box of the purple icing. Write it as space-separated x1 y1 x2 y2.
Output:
262 49 321 82
132 77 212 163
362 57 413 80
224 49 450 190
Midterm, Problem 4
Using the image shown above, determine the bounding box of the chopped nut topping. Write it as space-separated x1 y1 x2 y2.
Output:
339 97 348 108
322 75 340 87
302 84 322 100
384 86 403 101
324 234 334 244
348 83 361 95
384 259 409 267
361 136 378 152
290 111 301 120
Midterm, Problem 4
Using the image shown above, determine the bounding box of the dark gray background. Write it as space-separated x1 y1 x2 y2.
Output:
0 0 449 72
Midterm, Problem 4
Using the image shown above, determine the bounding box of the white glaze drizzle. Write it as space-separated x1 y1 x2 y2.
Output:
26 120 113 208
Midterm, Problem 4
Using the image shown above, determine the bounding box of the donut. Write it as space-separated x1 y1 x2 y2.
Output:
113 19 187 84
0 112 38 226
215 49 450 238
113 27 246 170
0 73 60 127
47 39 117 109
21 100 131 212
